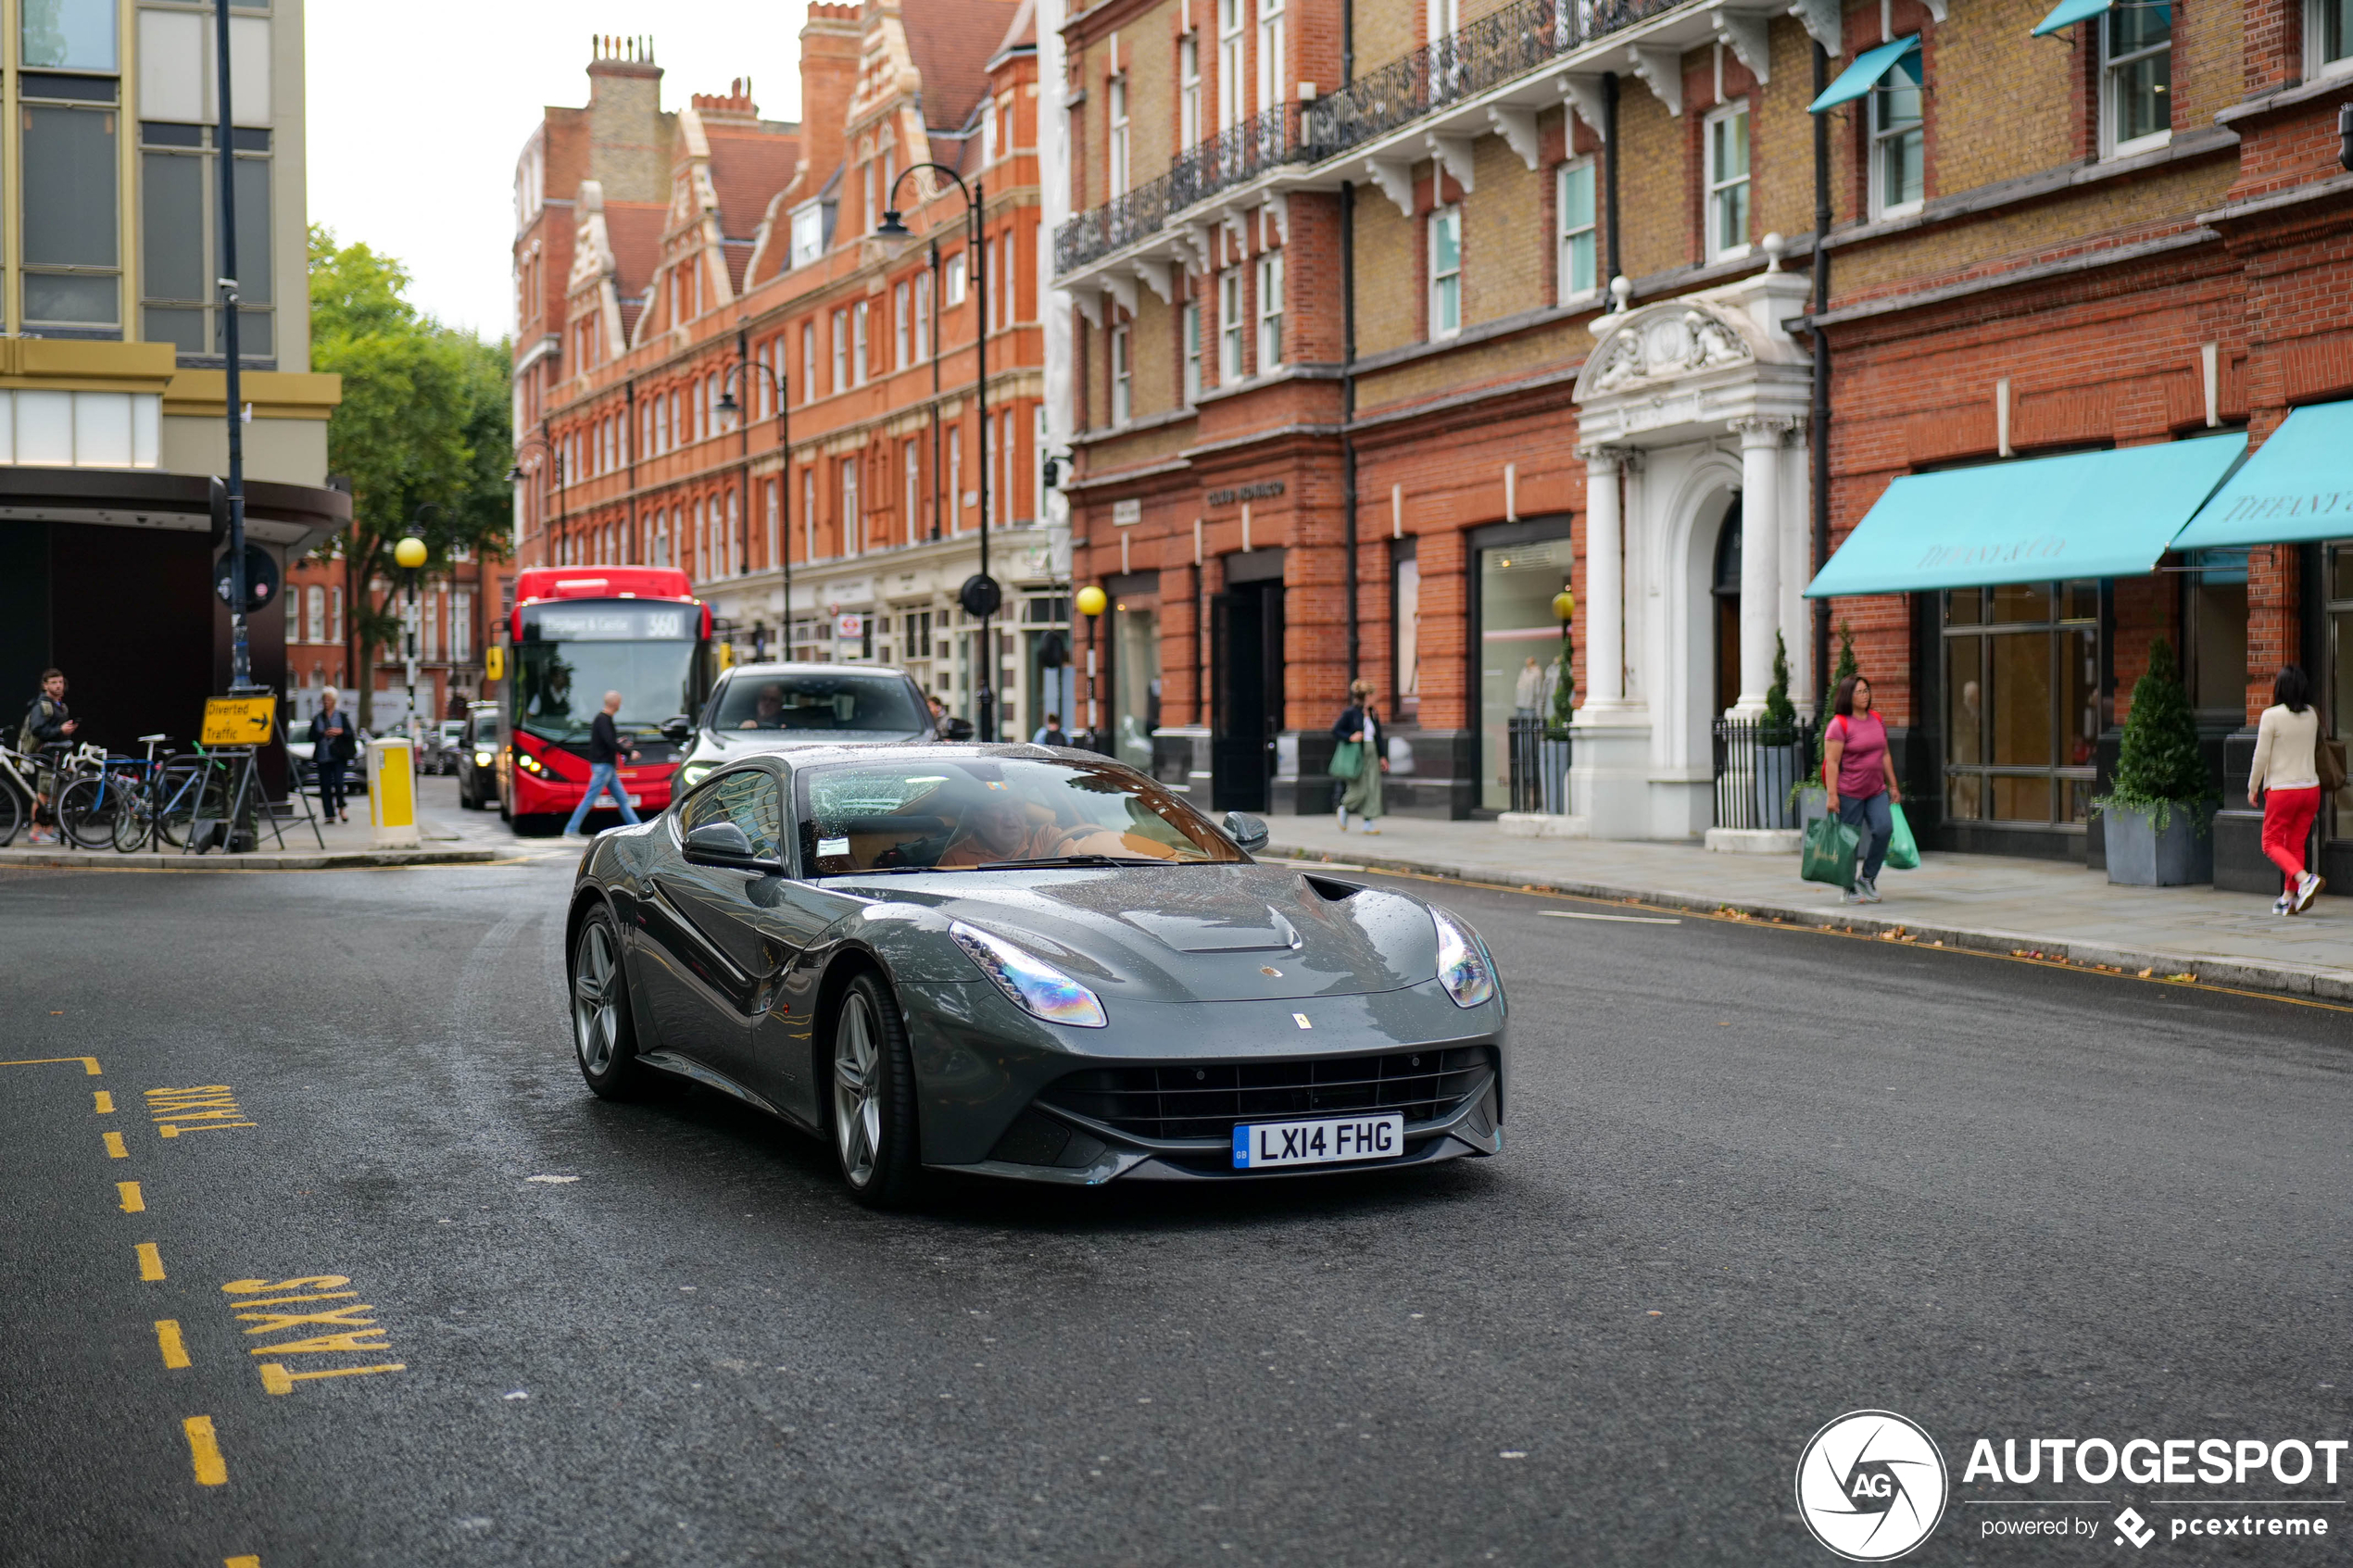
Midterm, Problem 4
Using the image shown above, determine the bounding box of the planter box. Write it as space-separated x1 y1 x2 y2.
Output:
2103 802 2214 887
1755 742 1804 830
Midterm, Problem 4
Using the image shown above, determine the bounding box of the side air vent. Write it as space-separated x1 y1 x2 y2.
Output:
1301 874 1364 902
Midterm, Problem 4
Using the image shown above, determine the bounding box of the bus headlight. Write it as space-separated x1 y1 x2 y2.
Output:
515 751 551 778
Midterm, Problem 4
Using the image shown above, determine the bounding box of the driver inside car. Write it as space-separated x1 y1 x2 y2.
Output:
933 793 1133 867
737 684 786 729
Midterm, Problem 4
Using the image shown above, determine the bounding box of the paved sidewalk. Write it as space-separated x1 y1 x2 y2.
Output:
0 772 520 871
1267 814 2353 1003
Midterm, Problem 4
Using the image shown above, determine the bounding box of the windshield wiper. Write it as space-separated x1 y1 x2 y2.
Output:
971 854 1201 870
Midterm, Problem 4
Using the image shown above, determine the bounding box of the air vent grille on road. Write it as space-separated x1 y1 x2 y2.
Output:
1039 1047 1493 1142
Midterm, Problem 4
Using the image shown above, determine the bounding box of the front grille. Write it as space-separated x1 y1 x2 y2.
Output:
1038 1046 1493 1145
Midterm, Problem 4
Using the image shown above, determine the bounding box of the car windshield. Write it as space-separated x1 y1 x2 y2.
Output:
515 601 697 746
710 671 926 734
795 756 1246 873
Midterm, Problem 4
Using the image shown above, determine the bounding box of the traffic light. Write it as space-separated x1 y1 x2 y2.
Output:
212 543 279 615
1038 630 1070 669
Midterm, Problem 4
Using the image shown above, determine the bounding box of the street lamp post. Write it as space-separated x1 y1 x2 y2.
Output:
396 520 433 748
1076 584 1107 751
875 168 996 739
214 0 251 690
716 343 789 658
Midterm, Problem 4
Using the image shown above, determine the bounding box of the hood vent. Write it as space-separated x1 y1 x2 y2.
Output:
1300 873 1364 902
1118 905 1302 953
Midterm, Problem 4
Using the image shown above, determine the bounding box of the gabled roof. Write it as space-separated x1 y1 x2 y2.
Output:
989 0 1037 66
602 203 670 301
901 0 1022 134
705 126 803 241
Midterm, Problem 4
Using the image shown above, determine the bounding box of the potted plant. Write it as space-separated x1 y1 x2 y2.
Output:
1542 633 1575 814
2100 637 2214 886
1796 623 1856 832
1756 633 1802 829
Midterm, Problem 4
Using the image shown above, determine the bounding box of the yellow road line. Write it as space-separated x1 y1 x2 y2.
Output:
117 1181 145 1212
226 1557 261 1567
182 1415 227 1486
135 1242 166 1281
0 1056 102 1074
155 1320 191 1370
94 1090 113 1113
103 1131 127 1159
258 1361 406 1394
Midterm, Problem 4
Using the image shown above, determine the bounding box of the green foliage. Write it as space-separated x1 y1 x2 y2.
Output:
309 226 513 725
1808 622 1859 779
2103 637 2211 820
1549 629 1575 738
1762 632 1797 742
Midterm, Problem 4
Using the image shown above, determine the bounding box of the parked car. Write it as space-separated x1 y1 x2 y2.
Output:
668 661 967 797
456 703 502 810
284 728 369 797
422 719 468 776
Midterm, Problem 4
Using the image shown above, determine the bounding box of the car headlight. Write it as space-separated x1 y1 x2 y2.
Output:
474 751 493 766
1431 908 1495 1009
678 760 715 790
950 920 1108 1028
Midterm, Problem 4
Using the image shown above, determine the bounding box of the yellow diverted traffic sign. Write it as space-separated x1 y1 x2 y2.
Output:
200 696 275 746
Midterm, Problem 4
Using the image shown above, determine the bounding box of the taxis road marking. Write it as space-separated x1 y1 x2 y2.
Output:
259 1361 406 1394
117 1181 145 1212
155 1320 191 1370
226 1558 261 1567
182 1415 228 1486
0 1056 102 1074
136 1243 167 1281
103 1131 128 1158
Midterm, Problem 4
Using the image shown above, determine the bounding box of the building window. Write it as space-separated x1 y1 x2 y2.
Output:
1394 548 1421 723
949 427 963 533
140 119 271 359
1557 160 1596 301
2103 1 2171 156
843 458 862 555
29 85 120 335
833 309 848 391
1180 34 1202 147
453 589 473 664
946 250 968 306
914 271 933 358
853 300 870 385
789 203 823 268
1182 299 1202 405
1001 408 1018 522
904 439 921 544
986 237 1000 332
1871 47 1926 217
1257 0 1286 120
24 0 116 68
1218 0 1245 129
983 415 996 526
894 281 912 369
1256 253 1284 369
1705 103 1751 259
1218 267 1244 382
1478 538 1570 810
328 585 343 644
1941 583 2101 828
1111 319 1132 425
801 322 816 402
301 585 323 645
2311 0 2353 74
1108 74 1130 197
1429 207 1462 339
801 467 817 563
2185 547 2249 718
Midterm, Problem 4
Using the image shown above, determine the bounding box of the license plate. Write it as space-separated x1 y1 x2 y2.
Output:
626 795 644 807
1231 1113 1404 1170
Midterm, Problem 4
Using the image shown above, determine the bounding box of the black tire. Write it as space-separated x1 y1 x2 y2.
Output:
570 906 654 1099
111 784 149 853
0 780 20 846
57 777 115 849
829 972 923 1208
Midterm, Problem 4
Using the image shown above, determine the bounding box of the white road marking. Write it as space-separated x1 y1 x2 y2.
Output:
1540 911 1681 924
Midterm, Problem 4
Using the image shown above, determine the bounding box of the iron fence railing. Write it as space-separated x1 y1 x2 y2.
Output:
1507 715 1572 815
1054 0 1696 278
1711 717 1818 832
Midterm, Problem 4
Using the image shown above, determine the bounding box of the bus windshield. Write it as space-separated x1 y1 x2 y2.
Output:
515 601 698 746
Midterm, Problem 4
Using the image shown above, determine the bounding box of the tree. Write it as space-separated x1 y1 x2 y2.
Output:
308 227 513 729
1763 631 1797 743
2105 637 2210 825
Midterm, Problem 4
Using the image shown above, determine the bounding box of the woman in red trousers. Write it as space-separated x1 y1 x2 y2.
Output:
2248 665 2324 915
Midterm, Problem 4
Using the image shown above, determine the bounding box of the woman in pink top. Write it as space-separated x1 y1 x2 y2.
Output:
1822 674 1904 904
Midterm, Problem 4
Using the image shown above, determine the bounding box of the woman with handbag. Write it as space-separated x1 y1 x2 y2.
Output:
309 687 359 825
2249 665 2326 914
1331 679 1389 834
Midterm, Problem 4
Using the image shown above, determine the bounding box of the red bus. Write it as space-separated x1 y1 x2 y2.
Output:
497 567 715 832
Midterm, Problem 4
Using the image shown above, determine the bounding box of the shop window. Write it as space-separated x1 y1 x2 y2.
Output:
2310 0 2353 75
1704 103 1751 261
2103 1 2171 157
1114 599 1162 774
1942 582 2100 827
1478 536 1572 811
2187 547 2248 718
1870 48 1925 218
1556 160 1597 302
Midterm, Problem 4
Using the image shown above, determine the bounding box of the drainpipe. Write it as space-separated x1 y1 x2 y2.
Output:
1603 73 1622 289
1342 181 1359 687
1809 42 1831 713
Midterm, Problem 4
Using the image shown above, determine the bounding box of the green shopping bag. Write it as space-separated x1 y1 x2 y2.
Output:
1882 803 1920 871
1801 814 1861 890
1328 740 1365 781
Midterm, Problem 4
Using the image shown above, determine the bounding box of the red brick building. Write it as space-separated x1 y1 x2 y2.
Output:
1051 0 2353 891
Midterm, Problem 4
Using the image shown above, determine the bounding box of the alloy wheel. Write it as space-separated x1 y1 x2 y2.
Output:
573 922 621 1076
833 990 883 1187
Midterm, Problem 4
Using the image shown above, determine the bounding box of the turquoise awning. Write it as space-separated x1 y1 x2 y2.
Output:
2032 0 2111 36
2171 400 2353 549
1809 35 1921 112
1805 437 2248 598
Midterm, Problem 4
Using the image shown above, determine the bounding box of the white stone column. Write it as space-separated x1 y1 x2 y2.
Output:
1577 444 1628 709
1730 418 1787 717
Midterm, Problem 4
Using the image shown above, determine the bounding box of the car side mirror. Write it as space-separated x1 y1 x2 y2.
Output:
943 716 976 742
682 821 779 873
661 715 693 745
1223 810 1270 854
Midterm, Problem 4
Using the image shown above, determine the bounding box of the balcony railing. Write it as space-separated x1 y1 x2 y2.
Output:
1054 0 1693 278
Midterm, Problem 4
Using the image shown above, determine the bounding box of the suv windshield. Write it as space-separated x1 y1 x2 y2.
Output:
796 756 1245 873
711 671 925 735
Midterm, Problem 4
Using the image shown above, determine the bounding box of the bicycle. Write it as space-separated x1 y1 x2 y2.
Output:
55 742 130 850
102 735 214 854
0 741 49 847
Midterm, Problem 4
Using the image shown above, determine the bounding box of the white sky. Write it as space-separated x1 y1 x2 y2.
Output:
305 1 811 342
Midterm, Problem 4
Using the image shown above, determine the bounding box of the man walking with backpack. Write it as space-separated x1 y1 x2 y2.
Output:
18 669 76 845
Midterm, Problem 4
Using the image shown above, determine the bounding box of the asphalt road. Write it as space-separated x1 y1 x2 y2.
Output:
1 831 2347 1567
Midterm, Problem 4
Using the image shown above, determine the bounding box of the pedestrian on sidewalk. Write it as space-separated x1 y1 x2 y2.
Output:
2249 665 2326 915
1823 674 1902 905
308 688 358 824
564 691 641 839
1332 679 1388 834
17 668 76 845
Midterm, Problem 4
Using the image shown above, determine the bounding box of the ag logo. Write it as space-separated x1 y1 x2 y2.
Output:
1794 1410 1949 1561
